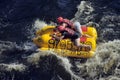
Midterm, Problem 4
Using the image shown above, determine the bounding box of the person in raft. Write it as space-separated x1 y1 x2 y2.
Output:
52 17 91 51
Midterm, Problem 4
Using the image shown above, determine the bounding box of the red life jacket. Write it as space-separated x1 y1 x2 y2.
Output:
64 28 75 35
62 19 73 27
57 26 75 35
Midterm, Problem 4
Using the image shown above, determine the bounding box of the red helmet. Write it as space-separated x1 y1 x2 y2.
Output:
57 17 63 23
57 25 65 31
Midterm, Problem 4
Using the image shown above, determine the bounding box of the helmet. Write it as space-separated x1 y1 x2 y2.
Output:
57 17 63 23
57 25 65 31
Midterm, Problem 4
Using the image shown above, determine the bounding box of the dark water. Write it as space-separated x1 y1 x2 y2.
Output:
0 0 120 80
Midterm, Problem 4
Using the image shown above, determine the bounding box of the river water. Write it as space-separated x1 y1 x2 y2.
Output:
0 0 120 80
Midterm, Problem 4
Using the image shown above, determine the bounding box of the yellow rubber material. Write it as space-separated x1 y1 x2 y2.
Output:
33 25 97 58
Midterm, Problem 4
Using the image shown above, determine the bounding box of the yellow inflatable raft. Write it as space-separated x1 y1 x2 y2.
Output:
33 25 97 58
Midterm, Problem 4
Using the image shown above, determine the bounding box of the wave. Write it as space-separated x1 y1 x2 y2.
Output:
75 40 120 80
0 0 120 80
0 39 120 80
0 41 81 80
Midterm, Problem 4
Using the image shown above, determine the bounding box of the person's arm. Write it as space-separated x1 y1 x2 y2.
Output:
52 35 64 40
79 27 83 35
79 26 92 37
61 23 67 27
83 34 92 38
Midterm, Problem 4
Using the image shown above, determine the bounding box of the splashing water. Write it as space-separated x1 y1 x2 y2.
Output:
33 19 47 30
0 0 120 80
75 40 120 80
